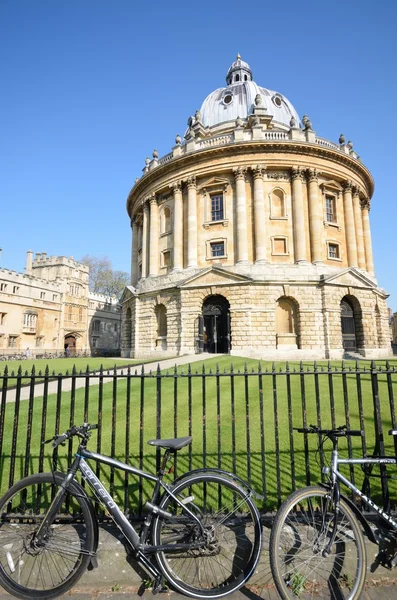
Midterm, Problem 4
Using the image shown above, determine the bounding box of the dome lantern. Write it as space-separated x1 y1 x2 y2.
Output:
226 54 253 85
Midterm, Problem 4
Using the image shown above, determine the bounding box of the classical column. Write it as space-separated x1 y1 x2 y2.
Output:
361 198 375 275
252 165 267 263
352 186 366 269
187 176 198 268
307 168 323 264
342 181 358 267
171 181 183 270
233 166 249 264
148 194 159 277
141 202 149 279
130 217 139 285
291 166 308 263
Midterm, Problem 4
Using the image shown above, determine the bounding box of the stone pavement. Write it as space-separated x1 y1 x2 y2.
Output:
0 523 396 599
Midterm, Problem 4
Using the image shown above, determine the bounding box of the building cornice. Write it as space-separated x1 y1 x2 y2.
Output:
126 140 374 216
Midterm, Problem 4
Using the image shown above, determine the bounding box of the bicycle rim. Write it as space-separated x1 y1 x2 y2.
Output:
152 473 262 598
270 486 366 600
0 473 95 599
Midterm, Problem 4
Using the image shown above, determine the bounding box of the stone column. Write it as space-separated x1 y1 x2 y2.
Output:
187 176 198 268
252 165 267 263
171 181 183 271
307 168 323 264
352 186 366 269
148 195 159 277
130 217 139 285
141 202 149 279
342 181 358 267
233 166 249 264
361 198 375 275
291 166 307 263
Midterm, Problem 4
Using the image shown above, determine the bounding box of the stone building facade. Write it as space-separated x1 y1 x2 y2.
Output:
121 56 390 360
0 251 121 356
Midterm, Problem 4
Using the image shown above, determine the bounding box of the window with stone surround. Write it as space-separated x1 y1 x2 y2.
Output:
23 311 37 330
161 249 172 269
325 195 337 223
327 241 341 260
210 194 224 221
0 312 6 325
0 283 7 292
8 335 18 348
271 236 289 255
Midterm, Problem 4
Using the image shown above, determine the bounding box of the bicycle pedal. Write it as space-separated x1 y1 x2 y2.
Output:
152 577 167 594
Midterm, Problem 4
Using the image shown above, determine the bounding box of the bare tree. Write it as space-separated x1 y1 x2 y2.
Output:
80 255 129 298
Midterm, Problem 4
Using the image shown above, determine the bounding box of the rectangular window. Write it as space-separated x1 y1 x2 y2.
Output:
0 284 7 292
13 286 19 294
53 294 57 301
8 336 18 348
211 242 225 257
328 243 340 259
210 194 224 221
40 292 45 299
273 238 287 254
0 313 6 325
93 320 100 332
162 250 171 268
79 307 83 322
325 195 336 223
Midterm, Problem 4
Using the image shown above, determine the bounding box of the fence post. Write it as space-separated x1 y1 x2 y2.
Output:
371 360 390 511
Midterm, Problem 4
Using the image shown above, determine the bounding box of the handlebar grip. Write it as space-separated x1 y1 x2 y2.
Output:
89 424 98 430
52 433 68 448
346 430 363 437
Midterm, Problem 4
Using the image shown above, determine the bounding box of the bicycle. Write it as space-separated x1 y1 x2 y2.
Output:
0 423 262 600
269 424 397 600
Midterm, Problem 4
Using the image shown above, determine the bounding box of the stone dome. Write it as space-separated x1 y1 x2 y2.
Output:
199 55 300 130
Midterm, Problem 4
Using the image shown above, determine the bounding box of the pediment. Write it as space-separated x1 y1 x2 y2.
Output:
319 179 343 192
179 267 252 288
197 176 231 193
120 285 136 303
321 268 378 289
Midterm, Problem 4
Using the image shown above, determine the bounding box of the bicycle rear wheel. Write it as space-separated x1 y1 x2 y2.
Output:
152 472 262 598
269 485 366 600
0 472 95 599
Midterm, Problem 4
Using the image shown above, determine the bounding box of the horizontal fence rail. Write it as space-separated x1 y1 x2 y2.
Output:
0 360 397 516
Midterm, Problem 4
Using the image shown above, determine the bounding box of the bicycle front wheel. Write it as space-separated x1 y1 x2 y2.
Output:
152 472 262 598
0 472 96 599
269 486 366 600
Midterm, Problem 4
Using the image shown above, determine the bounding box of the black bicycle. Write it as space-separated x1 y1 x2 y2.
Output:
0 423 262 599
269 425 397 600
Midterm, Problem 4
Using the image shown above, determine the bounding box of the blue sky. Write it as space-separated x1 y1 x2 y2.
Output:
1 1 396 309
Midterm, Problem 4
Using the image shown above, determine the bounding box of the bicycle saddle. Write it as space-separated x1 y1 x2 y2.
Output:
147 436 192 450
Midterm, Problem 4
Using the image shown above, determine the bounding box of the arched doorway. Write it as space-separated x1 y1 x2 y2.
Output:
64 334 77 356
202 295 231 354
340 299 357 351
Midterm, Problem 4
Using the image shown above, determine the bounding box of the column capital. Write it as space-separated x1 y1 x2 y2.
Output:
251 164 266 179
351 185 361 197
186 175 196 189
233 166 247 181
360 197 371 211
291 166 305 181
170 180 182 193
148 193 158 205
306 168 319 182
130 216 137 227
342 180 353 192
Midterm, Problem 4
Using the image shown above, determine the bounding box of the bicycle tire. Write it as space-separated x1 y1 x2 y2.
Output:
0 472 96 599
269 485 366 600
152 472 262 598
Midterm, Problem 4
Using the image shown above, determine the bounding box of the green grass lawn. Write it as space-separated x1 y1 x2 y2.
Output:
0 355 396 512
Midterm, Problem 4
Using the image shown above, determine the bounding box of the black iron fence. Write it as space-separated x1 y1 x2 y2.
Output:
0 360 397 515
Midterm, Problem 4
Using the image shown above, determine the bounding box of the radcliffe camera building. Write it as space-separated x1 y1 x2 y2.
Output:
121 56 390 360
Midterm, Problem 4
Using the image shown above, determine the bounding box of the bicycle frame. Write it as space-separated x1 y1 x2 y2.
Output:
331 451 397 529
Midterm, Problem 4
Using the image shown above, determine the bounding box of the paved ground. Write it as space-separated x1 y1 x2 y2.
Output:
0 523 396 599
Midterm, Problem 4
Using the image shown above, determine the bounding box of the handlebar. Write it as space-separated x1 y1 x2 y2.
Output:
294 425 363 438
45 423 98 448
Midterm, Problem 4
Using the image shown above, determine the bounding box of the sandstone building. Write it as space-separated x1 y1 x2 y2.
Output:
121 56 390 360
0 252 121 357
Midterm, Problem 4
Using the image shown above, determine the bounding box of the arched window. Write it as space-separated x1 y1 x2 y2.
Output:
161 206 172 233
270 189 286 218
235 74 240 82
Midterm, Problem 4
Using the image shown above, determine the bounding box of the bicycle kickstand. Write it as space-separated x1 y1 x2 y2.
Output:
152 574 168 594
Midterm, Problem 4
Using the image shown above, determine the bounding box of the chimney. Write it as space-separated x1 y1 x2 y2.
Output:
25 250 33 275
